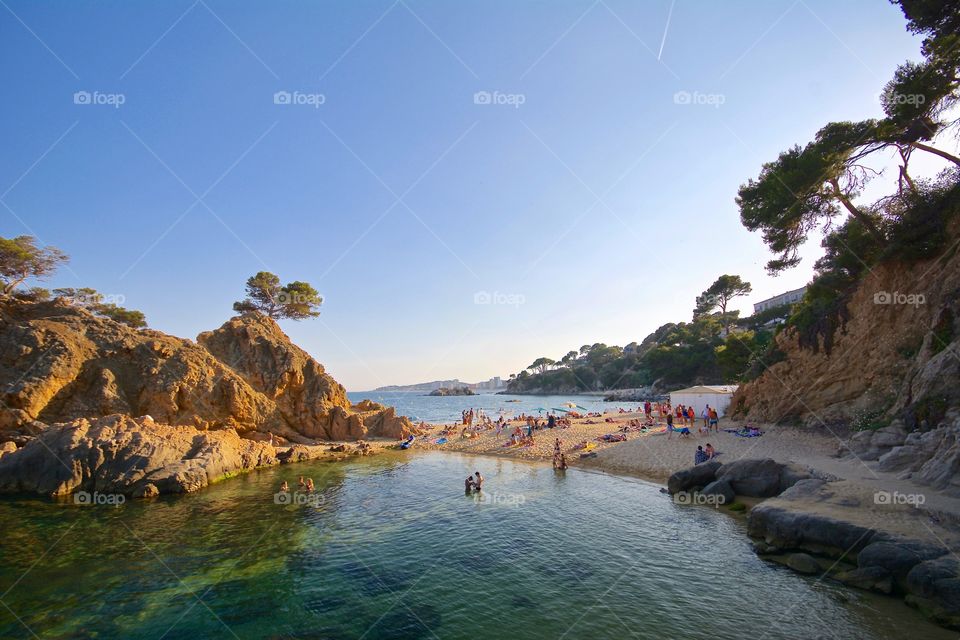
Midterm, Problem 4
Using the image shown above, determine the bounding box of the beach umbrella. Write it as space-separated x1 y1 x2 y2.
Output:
551 407 570 413
562 402 577 408
534 407 546 413
576 405 589 411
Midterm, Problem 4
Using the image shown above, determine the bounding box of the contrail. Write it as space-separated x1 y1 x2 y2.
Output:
658 0 675 60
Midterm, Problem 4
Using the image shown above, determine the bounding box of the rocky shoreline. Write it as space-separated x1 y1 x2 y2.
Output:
666 457 960 631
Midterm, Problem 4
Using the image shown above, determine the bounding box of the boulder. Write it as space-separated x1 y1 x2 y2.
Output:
785 552 821 575
857 540 947 592
701 479 735 505
748 503 880 559
715 458 811 497
666 460 721 495
906 556 960 630
834 566 894 594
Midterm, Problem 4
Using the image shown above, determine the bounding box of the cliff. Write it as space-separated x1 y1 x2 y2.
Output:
0 298 411 442
732 221 960 431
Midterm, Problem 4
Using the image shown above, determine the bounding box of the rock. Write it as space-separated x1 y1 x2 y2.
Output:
905 556 960 630
857 540 947 592
0 441 16 459
0 300 411 443
834 566 895 594
0 414 278 497
785 552 821 575
666 460 721 495
715 458 811 497
702 479 735 505
748 504 879 559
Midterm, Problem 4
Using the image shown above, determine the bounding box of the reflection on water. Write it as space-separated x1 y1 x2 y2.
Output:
0 452 952 639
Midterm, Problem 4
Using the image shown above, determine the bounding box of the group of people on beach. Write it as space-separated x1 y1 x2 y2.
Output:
694 443 717 464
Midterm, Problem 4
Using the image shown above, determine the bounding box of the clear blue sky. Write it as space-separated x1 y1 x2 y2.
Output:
1 0 930 390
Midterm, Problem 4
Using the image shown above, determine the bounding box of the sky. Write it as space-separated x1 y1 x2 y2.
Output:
1 0 950 391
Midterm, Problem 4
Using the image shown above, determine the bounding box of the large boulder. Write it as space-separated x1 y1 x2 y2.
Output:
906 556 960 630
857 540 947 592
666 460 721 495
715 458 812 497
701 479 735 505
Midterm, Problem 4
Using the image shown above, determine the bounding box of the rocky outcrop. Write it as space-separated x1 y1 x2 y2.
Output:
427 386 474 396
746 478 960 630
0 415 279 497
665 458 811 498
732 218 960 430
0 299 411 442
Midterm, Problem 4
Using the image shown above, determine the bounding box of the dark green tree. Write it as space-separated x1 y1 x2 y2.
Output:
694 275 752 332
233 271 323 320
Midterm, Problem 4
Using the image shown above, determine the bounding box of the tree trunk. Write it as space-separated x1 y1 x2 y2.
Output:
829 178 885 243
911 141 960 167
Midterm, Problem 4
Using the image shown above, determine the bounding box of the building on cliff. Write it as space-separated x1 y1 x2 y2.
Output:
752 287 806 314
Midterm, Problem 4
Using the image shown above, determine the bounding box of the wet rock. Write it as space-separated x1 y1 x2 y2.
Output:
857 540 947 592
785 552 821 575
834 566 894 594
715 458 812 497
906 556 960 630
702 479 735 505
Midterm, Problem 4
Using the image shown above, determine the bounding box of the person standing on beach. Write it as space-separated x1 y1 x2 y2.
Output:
666 412 674 439
702 405 710 430
709 408 719 432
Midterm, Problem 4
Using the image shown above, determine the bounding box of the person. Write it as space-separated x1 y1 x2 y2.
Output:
305 478 315 492
687 406 695 427
694 445 709 465
279 481 289 492
547 413 556 429
666 412 675 439
705 443 716 459
473 471 484 492
297 476 306 491
709 408 719 432
702 405 710 430
556 454 568 470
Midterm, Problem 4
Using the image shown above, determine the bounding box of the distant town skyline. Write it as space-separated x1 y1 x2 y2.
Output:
4 0 952 390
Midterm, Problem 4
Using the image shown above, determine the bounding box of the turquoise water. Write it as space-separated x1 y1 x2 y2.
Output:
347 391 641 424
0 452 951 639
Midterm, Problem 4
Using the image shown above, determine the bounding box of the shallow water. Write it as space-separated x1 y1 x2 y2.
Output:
0 452 951 639
347 391 640 424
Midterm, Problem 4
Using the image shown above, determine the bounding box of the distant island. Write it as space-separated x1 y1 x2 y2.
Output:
427 386 475 397
373 377 504 393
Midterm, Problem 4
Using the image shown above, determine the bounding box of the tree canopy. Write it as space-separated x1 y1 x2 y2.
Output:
694 275 752 331
0 236 68 295
52 288 147 328
233 272 323 320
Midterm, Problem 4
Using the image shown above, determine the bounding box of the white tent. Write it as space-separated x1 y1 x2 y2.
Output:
669 385 739 416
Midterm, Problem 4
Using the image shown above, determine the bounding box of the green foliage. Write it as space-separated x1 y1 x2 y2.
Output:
0 236 68 295
727 502 746 512
694 275 752 333
233 271 323 320
11 287 51 302
52 288 148 328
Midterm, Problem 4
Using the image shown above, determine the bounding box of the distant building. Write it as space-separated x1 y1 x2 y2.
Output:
753 287 806 314
670 385 739 416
